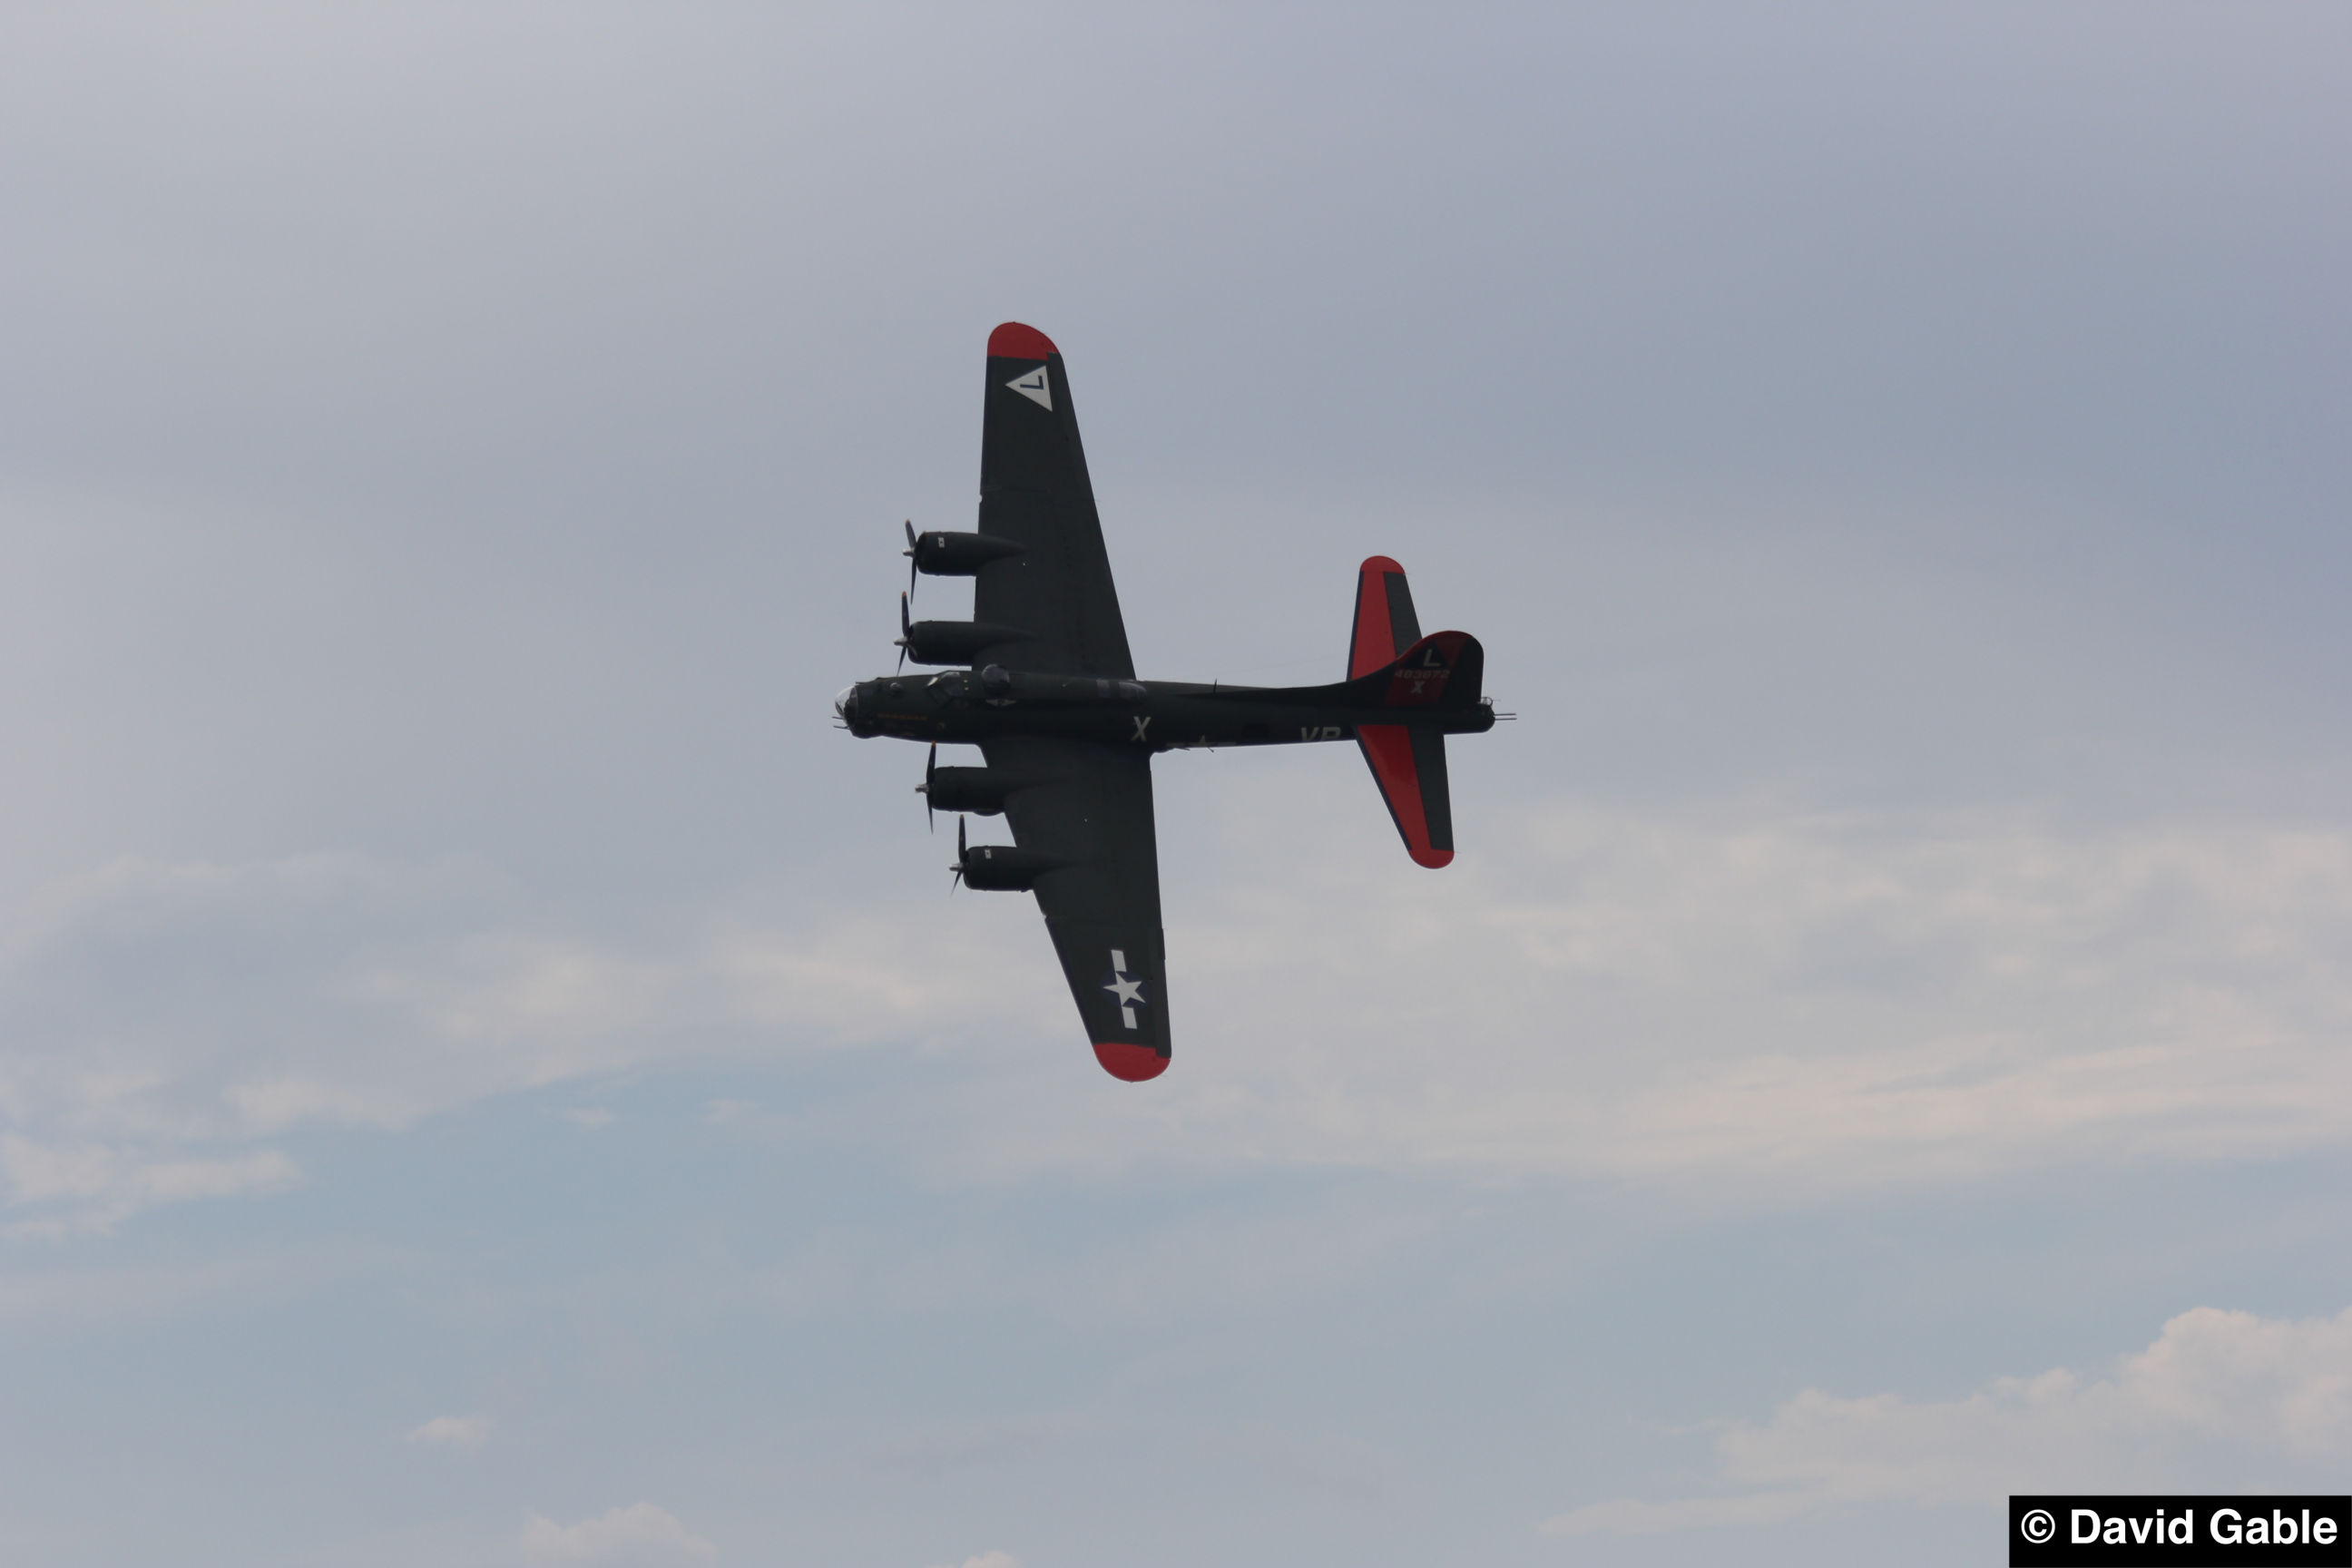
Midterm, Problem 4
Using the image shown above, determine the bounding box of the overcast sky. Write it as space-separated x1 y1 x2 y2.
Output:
3 5 2349 1565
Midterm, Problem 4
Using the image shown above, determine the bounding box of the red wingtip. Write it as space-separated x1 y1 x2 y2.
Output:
1360 554 1406 576
988 322 1058 360
1093 1041 1170 1082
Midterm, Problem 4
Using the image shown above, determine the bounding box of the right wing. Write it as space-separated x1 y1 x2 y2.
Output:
971 323 1136 679
980 735 1170 1081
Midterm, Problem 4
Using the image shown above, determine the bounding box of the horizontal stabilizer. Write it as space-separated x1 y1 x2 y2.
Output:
1359 723 1453 867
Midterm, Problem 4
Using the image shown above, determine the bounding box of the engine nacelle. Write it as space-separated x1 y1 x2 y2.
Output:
901 619 1029 666
911 531 1024 576
924 765 1024 816
957 843 1062 891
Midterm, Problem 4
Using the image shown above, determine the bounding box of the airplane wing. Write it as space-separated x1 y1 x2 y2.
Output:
980 734 1170 1081
972 323 1136 679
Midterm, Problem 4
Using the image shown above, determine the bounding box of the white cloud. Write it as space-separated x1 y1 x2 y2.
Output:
1 1134 298 1235
5 802 2351 1229
520 1504 714 1564
1544 1301 2352 1535
0 851 1036 1229
951 799 2352 1200
406 1414 491 1451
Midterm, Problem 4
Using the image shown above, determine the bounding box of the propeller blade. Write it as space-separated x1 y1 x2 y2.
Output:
921 743 936 834
896 591 911 673
951 814 966 892
903 520 918 603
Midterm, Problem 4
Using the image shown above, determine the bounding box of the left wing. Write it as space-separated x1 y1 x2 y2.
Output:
980 735 1170 1081
971 323 1135 678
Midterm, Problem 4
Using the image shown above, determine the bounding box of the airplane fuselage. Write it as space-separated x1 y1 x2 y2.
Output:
835 666 1499 752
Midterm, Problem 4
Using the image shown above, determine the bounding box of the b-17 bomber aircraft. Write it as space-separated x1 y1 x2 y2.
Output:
835 323 1502 1082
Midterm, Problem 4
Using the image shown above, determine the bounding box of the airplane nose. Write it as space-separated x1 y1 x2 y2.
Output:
833 685 858 722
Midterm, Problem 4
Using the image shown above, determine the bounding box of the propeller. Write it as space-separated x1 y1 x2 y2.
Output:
950 814 967 893
902 519 920 605
915 743 936 833
895 591 912 673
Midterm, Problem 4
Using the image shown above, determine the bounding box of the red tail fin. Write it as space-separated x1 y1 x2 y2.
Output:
1349 556 1423 679
1359 724 1453 867
1354 630 1482 710
1348 558 1455 867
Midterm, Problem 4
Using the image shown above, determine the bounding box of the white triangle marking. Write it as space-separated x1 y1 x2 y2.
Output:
1005 366 1052 410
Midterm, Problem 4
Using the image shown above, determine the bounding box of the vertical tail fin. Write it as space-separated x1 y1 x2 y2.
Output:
1348 558 1454 867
